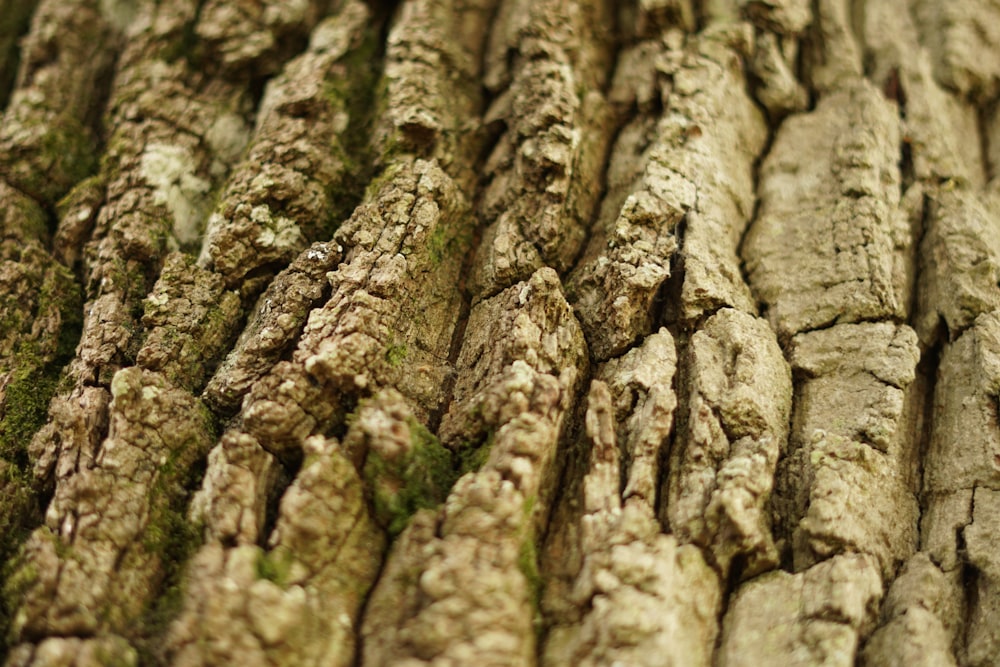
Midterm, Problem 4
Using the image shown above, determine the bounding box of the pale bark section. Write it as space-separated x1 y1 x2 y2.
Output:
667 309 791 578
717 554 883 667
743 81 909 341
781 323 920 577
912 0 1000 102
860 553 962 667
919 313 1000 665
470 0 616 297
670 27 767 323
857 3 1000 661
569 25 766 359
542 334 723 667
915 190 1000 344
864 0 985 188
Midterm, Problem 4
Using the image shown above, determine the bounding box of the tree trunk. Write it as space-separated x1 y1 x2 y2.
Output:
0 0 997 665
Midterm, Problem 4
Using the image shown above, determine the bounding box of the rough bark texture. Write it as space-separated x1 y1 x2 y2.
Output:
1 0 998 665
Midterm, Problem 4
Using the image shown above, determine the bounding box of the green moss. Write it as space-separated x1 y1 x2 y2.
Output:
142 498 201 566
517 495 543 636
319 21 382 236
0 529 42 647
362 160 405 201
365 419 459 536
38 265 84 360
5 190 49 241
4 110 98 203
42 117 97 191
93 643 138 667
134 444 209 664
255 547 294 587
385 342 408 367
0 362 56 466
0 260 81 653
1 550 38 626
157 13 203 67
457 429 494 475
518 531 542 603
0 258 82 447
133 564 191 666
428 223 449 266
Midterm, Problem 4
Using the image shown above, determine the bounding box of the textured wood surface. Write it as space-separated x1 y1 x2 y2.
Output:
1 0 999 665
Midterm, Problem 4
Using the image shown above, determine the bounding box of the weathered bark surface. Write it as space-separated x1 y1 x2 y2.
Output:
1 0 999 665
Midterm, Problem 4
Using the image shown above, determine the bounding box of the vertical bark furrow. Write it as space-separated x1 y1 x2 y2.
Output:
254 159 469 443
803 0 863 94
199 2 377 294
470 0 617 298
669 26 769 324
863 0 986 189
362 267 588 666
540 334 725 667
544 9 786 664
857 2 1000 663
569 24 766 360
0 5 112 558
667 308 792 579
0 0 119 206
0 0 38 111
860 553 962 667
914 190 1000 345
373 0 498 190
5 259 240 663
732 11 934 664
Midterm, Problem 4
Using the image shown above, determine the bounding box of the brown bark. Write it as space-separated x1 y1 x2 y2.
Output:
1 0 1000 665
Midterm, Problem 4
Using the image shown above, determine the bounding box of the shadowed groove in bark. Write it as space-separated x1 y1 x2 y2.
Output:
0 1 38 112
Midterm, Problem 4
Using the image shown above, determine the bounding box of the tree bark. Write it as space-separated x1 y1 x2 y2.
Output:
1 0 998 665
